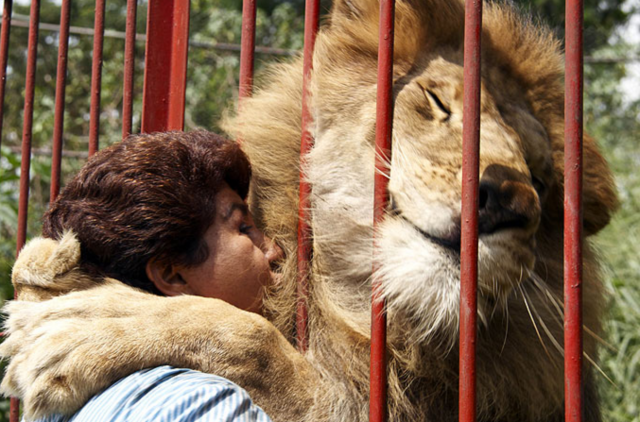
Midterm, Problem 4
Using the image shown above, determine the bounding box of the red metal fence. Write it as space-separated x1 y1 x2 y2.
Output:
0 0 585 421
564 0 585 419
459 0 482 419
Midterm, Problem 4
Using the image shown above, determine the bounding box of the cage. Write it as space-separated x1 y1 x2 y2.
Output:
0 0 588 421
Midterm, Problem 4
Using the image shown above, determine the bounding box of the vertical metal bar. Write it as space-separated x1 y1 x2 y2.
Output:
16 0 40 255
165 0 189 131
0 0 13 148
459 0 482 420
9 397 19 422
50 0 72 201
564 0 584 419
295 0 320 353
141 0 190 133
13 1 41 418
88 0 106 156
238 0 256 101
122 0 137 139
370 1 395 421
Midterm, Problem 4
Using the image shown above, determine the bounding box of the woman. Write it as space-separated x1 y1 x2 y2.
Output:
12 130 282 421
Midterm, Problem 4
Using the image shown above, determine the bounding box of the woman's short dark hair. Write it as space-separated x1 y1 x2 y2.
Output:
43 130 252 295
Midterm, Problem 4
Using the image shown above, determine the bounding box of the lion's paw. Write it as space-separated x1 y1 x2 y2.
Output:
9 231 103 302
22 356 89 420
12 232 80 288
2 317 110 419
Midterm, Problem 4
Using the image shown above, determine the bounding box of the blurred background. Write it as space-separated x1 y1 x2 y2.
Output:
0 0 637 420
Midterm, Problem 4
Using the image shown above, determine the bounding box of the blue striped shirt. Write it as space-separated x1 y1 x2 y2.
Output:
33 366 273 422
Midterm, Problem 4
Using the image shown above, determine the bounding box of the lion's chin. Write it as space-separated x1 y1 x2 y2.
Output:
477 231 537 301
377 218 537 345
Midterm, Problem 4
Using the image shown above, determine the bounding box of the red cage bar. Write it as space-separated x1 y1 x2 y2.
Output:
16 0 40 256
2 1 589 421
564 0 584 419
239 0 257 101
370 0 395 421
295 0 320 352
13 1 41 419
459 0 483 420
50 0 71 201
121 0 137 139
0 0 13 148
88 0 105 156
141 0 190 133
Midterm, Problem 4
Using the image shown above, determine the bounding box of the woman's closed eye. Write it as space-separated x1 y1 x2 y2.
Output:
239 223 254 235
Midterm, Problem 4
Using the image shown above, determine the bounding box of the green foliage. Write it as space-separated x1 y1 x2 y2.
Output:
186 0 304 132
586 68 640 421
0 147 19 303
0 146 50 303
514 0 633 52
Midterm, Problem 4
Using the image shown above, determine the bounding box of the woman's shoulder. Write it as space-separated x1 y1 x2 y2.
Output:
32 366 272 422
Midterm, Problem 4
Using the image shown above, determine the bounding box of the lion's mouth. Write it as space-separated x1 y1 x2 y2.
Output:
390 197 462 254
394 202 538 300
401 216 461 254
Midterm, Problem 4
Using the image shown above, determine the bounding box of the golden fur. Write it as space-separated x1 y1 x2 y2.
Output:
1 0 618 421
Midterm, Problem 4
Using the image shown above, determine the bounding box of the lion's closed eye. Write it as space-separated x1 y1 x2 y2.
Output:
424 89 451 121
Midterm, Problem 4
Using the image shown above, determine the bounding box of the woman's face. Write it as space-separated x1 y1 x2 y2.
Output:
176 185 283 313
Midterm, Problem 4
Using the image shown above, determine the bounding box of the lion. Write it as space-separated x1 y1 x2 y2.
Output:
0 0 618 421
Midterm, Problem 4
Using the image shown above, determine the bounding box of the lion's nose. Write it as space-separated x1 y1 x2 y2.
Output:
477 167 541 235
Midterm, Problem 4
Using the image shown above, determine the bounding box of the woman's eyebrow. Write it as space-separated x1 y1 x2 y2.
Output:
224 202 249 221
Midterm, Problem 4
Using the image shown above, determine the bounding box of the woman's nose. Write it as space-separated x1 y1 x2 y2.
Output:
263 236 284 263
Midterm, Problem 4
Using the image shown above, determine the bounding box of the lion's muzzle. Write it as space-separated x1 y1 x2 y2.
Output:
478 164 541 237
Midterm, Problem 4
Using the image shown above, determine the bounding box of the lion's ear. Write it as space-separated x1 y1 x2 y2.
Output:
328 0 464 61
582 135 618 236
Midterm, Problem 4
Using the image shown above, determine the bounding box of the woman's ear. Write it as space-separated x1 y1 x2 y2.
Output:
145 258 189 296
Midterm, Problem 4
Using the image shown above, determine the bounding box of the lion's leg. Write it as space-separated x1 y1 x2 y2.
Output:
0 282 317 422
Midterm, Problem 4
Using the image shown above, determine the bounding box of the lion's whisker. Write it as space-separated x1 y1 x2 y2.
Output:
584 326 616 351
525 272 617 382
490 277 502 320
527 274 564 328
518 284 552 359
584 351 617 387
522 285 564 359
527 273 611 351
371 144 392 180
500 299 510 356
